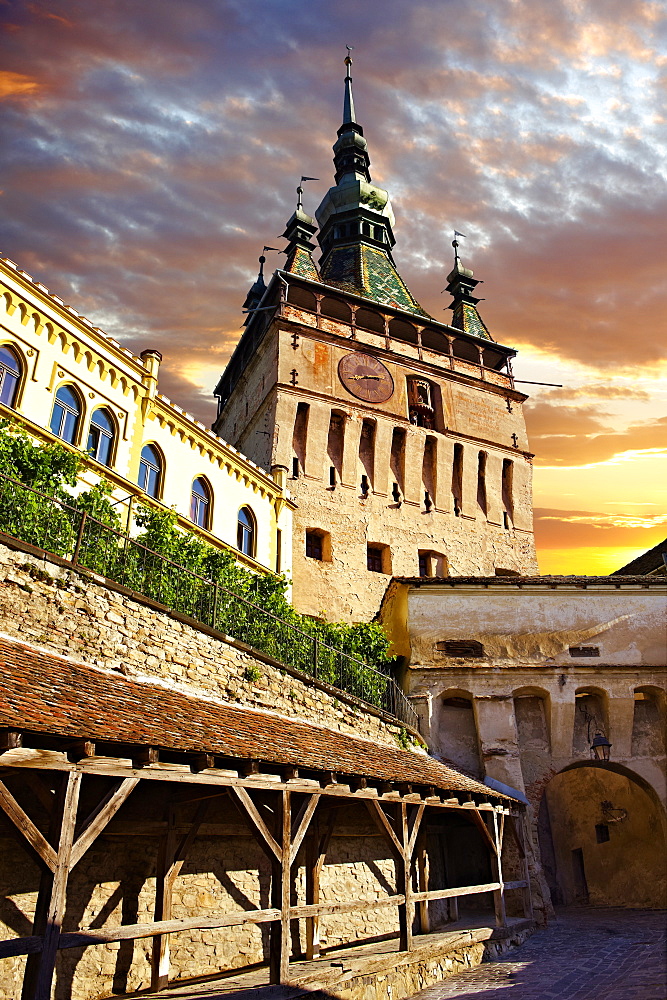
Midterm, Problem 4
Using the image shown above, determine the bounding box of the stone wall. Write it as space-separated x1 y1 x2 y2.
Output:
0 537 410 748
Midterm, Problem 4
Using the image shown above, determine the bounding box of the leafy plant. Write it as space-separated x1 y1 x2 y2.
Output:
0 422 394 707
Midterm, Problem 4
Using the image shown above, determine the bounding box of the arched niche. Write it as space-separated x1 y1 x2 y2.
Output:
434 690 483 779
356 308 385 335
452 338 479 364
631 686 666 757
572 688 609 757
388 317 417 344
287 285 316 311
421 328 449 355
320 296 351 323
537 761 667 908
512 687 551 790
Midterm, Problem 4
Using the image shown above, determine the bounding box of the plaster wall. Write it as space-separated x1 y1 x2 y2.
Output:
386 579 667 911
0 257 291 579
215 309 538 623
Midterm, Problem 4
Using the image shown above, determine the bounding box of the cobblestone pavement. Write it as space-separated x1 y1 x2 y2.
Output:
411 908 667 1000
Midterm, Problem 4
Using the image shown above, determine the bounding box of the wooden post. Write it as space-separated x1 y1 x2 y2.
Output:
508 812 534 920
151 798 209 992
416 827 430 934
305 811 335 960
269 789 291 984
398 802 412 951
491 810 506 928
28 772 82 1000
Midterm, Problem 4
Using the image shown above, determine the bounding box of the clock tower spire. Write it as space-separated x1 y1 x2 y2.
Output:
213 54 538 621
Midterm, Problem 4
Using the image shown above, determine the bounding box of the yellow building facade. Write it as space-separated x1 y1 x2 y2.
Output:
0 254 294 579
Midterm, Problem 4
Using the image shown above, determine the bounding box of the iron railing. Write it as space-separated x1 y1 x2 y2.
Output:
0 474 419 730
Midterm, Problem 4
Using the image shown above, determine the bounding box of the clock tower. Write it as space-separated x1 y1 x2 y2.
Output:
213 56 538 622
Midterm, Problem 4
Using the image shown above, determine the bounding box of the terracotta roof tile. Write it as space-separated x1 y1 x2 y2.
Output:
0 635 505 798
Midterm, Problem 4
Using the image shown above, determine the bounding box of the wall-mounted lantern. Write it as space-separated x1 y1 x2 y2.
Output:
590 731 612 761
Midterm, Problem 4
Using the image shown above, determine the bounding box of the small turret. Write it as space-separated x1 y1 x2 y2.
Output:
242 254 267 325
445 239 493 341
281 179 320 281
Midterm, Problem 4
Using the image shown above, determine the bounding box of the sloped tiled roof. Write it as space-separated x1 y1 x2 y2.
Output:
612 539 667 576
0 635 505 797
284 245 320 282
451 301 492 341
320 244 430 318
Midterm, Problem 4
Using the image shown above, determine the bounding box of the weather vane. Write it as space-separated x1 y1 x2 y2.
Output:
296 176 318 210
452 230 467 265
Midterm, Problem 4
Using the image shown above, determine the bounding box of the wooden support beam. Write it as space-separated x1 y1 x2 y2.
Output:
151 798 209 992
305 810 335 960
507 813 533 919
132 747 159 768
397 802 412 952
189 753 215 773
70 778 138 869
0 936 43 959
0 779 57 872
269 789 291 984
412 881 502 903
416 827 430 934
491 809 507 928
230 786 281 860
30 771 82 1000
0 728 22 750
365 799 404 858
67 740 95 763
466 808 498 855
59 907 282 949
289 794 319 865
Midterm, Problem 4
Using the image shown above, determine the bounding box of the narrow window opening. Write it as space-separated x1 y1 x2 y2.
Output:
392 481 401 503
358 418 375 492
329 465 337 487
477 451 487 516
595 824 610 844
276 529 282 573
452 443 463 516
390 427 406 494
360 474 369 496
292 402 309 478
327 411 345 483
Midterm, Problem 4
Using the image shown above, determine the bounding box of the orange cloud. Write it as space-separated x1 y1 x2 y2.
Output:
0 71 40 99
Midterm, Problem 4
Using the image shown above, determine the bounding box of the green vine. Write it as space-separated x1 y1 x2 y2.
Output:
0 422 392 691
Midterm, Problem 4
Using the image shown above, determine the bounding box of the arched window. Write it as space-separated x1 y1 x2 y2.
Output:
139 444 162 498
190 477 211 529
50 385 81 444
237 506 256 557
87 408 115 467
0 345 21 407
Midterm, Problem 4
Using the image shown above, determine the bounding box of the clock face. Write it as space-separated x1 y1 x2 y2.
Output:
338 352 394 403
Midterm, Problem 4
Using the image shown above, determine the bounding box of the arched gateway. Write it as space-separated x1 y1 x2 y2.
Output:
538 762 667 908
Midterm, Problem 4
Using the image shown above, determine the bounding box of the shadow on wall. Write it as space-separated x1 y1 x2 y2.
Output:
538 762 667 908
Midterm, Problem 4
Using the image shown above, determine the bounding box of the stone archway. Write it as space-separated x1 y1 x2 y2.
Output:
538 762 667 908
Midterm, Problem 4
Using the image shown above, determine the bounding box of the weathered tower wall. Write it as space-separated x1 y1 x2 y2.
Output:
215 286 538 622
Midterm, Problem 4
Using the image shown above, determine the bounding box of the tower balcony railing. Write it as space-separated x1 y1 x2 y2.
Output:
0 472 419 732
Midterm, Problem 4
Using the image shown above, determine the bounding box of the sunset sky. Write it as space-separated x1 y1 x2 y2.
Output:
1 0 665 575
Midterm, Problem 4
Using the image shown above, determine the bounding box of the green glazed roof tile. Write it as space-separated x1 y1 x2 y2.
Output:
284 245 320 282
320 244 431 318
